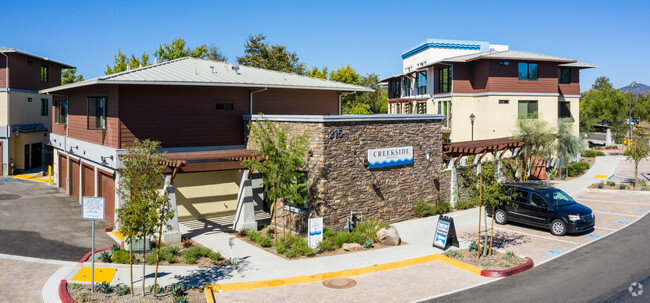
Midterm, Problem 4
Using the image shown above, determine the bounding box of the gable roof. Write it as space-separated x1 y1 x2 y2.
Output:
41 57 373 94
441 50 576 63
0 47 74 68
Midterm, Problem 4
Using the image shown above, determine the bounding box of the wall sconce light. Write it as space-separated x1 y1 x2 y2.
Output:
426 152 431 161
101 155 114 163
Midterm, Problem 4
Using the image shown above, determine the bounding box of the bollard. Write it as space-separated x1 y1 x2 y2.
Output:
48 165 52 185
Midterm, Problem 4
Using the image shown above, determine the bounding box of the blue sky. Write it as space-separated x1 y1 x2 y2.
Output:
2 0 648 90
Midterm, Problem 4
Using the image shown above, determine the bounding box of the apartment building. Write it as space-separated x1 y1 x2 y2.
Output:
381 39 595 142
0 47 73 175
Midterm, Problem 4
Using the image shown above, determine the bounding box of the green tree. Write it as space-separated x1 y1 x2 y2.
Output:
327 66 387 114
329 65 360 85
306 66 328 79
555 118 586 179
579 77 628 140
207 43 227 62
236 34 306 74
624 126 650 188
242 116 309 239
61 68 84 85
105 50 150 75
154 38 210 62
512 118 554 181
116 139 174 296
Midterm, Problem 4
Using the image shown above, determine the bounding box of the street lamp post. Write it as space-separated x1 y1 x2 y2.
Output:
628 81 638 143
470 113 476 141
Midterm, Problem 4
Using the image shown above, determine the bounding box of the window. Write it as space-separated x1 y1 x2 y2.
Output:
518 100 538 118
216 103 234 110
389 79 401 99
499 61 510 66
558 68 571 84
290 173 309 210
40 65 49 82
512 189 529 203
531 193 548 208
438 66 452 93
499 100 509 104
402 77 412 96
438 100 451 127
416 71 427 95
55 100 68 124
518 62 538 81
559 101 571 119
416 102 427 114
87 97 107 130
40 99 48 116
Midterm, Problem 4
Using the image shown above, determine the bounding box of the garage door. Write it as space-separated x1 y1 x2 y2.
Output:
98 170 115 223
70 159 80 200
82 163 94 198
59 154 67 190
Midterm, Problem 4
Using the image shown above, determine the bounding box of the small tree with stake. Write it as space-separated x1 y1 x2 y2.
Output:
116 139 174 296
624 126 650 188
243 116 309 239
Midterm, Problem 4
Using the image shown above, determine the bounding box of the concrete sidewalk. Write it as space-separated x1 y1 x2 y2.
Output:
47 155 626 301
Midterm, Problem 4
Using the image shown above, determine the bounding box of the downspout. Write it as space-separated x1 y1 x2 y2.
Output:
249 87 267 115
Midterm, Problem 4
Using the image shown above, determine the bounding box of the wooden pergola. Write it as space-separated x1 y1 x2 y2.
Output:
443 137 525 160
160 149 260 181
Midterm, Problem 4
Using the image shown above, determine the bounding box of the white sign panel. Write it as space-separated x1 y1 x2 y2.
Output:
367 146 413 169
82 197 105 220
308 217 323 249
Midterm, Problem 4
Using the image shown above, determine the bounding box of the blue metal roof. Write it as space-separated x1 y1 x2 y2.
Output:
401 39 490 59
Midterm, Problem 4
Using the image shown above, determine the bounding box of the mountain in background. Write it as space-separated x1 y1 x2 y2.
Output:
620 82 650 94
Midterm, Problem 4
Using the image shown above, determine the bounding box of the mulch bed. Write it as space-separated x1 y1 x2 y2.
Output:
91 242 229 267
446 249 526 271
67 284 204 303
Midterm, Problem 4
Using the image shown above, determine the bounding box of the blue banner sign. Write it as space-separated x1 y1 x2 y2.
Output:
367 146 413 169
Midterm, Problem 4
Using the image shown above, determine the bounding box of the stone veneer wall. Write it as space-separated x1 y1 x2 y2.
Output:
246 118 447 232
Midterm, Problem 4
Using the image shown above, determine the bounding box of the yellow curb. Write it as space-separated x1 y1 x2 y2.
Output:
29 177 49 182
205 285 216 303
206 254 483 294
70 267 117 283
594 175 609 179
11 174 36 179
112 230 125 242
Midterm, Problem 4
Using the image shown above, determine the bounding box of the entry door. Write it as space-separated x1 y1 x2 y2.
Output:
24 144 31 170
31 143 42 169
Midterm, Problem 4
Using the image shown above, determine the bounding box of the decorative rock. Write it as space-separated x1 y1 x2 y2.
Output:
342 243 363 252
377 226 401 246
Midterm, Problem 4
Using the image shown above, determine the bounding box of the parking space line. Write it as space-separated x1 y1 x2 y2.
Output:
594 226 616 231
592 210 640 217
575 198 650 206
493 227 580 245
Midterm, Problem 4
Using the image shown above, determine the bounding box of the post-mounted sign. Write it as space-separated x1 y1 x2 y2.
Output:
433 215 459 250
82 197 105 220
367 146 413 169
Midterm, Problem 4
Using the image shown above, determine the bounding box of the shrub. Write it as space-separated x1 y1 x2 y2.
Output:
110 249 131 264
289 236 313 257
274 241 287 254
640 180 647 188
181 238 194 248
208 252 221 261
174 296 189 303
183 254 196 264
414 199 437 217
619 184 627 190
114 284 130 296
256 236 272 247
97 281 112 293
568 161 590 177
597 182 604 189
317 239 335 252
434 201 451 215
148 283 166 294
334 232 349 248
169 283 184 297
99 251 111 263
68 283 84 290
354 219 389 242
469 241 479 252
608 181 616 187
455 197 480 210
444 250 461 259
110 243 121 254
642 187 649 191
246 230 273 247
323 227 336 238
285 249 298 258
146 247 178 264
583 150 605 157
363 239 373 249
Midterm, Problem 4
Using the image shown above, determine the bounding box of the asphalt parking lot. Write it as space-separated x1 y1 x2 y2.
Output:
0 177 114 261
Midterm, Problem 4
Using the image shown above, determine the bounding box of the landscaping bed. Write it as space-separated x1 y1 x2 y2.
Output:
443 246 526 271
92 239 228 267
236 219 406 259
67 282 203 303
590 180 649 191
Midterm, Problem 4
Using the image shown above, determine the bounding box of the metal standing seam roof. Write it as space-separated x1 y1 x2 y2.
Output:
41 57 373 94
441 50 577 63
0 46 74 69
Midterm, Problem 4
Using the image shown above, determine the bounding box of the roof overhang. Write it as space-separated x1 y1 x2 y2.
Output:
558 62 598 69
0 48 74 69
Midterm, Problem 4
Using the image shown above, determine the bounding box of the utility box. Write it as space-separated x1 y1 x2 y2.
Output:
124 236 151 252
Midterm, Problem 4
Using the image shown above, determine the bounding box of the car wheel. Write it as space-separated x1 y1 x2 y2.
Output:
495 209 508 225
550 219 567 236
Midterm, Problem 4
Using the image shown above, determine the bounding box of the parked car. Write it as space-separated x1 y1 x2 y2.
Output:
486 183 595 236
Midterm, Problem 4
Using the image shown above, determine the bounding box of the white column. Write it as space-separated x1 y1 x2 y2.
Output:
162 174 181 244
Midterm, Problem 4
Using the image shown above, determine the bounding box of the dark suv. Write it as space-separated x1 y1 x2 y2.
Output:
486 183 595 236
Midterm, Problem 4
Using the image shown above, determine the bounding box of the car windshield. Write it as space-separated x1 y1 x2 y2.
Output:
543 189 576 207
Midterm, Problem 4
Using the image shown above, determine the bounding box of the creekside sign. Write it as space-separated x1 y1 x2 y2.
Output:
367 146 413 169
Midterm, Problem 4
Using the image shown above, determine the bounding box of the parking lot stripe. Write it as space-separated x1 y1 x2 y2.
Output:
595 226 616 231
492 227 580 245
575 198 650 206
592 210 640 217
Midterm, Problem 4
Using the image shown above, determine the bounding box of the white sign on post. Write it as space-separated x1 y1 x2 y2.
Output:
82 197 105 220
308 217 323 249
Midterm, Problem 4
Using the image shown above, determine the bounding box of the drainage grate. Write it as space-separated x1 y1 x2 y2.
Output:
322 278 357 289
0 194 20 200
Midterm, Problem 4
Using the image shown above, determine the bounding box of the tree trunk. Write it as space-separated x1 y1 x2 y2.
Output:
288 201 292 241
477 176 482 261
489 206 495 256
635 161 639 188
129 237 134 297
153 196 168 296
142 233 146 296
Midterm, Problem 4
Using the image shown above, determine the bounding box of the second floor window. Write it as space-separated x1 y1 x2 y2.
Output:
55 100 68 124
438 66 452 93
40 65 49 82
518 100 538 119
403 77 412 96
518 63 538 81
41 99 48 116
416 71 427 95
88 97 107 130
559 101 571 118
389 79 401 99
558 68 571 84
